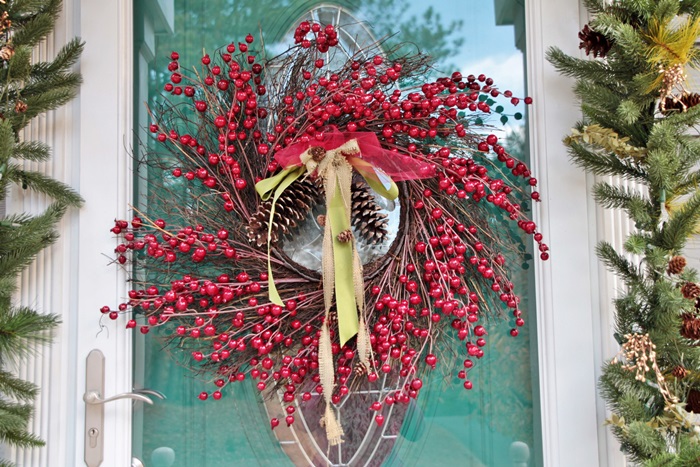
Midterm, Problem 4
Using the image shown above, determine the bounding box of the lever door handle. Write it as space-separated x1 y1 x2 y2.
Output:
84 349 165 467
83 390 153 405
132 388 166 400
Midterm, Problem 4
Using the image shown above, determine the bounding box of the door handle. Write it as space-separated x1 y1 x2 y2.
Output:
84 349 164 467
83 390 153 405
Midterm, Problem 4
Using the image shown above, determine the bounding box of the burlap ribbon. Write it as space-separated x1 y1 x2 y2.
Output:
255 129 434 445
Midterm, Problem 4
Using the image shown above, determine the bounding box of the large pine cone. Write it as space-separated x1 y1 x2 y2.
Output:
578 24 613 58
246 178 321 247
247 177 390 247
351 181 388 245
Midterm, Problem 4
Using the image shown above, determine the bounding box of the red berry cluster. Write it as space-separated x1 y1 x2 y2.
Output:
102 22 547 430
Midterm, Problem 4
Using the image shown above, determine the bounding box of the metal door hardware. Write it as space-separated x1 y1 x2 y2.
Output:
84 349 164 467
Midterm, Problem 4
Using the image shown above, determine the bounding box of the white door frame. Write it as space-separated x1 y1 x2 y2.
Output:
37 0 620 465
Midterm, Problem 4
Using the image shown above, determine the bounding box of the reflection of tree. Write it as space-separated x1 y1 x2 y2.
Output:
356 1 464 69
147 0 464 79
503 125 526 161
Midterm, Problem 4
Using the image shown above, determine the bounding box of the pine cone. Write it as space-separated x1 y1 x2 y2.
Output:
672 365 689 379
668 256 687 275
246 177 321 247
681 313 700 340
337 229 353 243
660 92 700 113
0 44 13 61
351 181 388 245
687 388 700 414
682 282 700 300
13 100 27 113
353 362 369 376
578 24 613 58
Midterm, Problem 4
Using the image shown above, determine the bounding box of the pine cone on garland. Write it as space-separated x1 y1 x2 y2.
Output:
351 181 388 245
681 282 700 300
681 313 700 340
13 100 26 113
578 24 613 58
246 177 320 247
672 365 689 379
660 92 700 114
668 255 688 275
0 44 13 61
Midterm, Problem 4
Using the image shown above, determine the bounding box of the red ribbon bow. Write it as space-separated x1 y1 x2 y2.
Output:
274 127 436 182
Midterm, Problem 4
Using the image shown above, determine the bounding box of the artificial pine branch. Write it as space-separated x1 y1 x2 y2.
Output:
0 371 38 402
0 307 59 359
660 191 700 250
28 38 83 78
7 169 83 206
12 141 50 162
551 0 700 462
0 204 66 281
567 141 649 181
0 0 82 462
592 182 653 225
8 0 61 47
597 241 645 287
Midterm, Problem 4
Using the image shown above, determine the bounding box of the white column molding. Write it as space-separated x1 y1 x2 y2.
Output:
525 0 618 465
4 0 81 465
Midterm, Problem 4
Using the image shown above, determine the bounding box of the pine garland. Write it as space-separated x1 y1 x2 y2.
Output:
549 1 700 464
0 0 82 463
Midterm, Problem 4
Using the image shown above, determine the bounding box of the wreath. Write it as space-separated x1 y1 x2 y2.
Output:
102 21 547 446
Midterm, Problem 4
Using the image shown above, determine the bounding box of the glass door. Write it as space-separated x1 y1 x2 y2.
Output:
132 1 540 465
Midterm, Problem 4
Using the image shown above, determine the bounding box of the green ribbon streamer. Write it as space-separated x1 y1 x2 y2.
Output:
328 182 358 346
255 166 305 306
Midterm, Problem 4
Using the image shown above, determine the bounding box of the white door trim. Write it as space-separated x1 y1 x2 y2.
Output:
74 0 134 465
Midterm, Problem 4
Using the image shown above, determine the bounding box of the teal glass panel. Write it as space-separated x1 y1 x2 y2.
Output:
133 1 540 466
